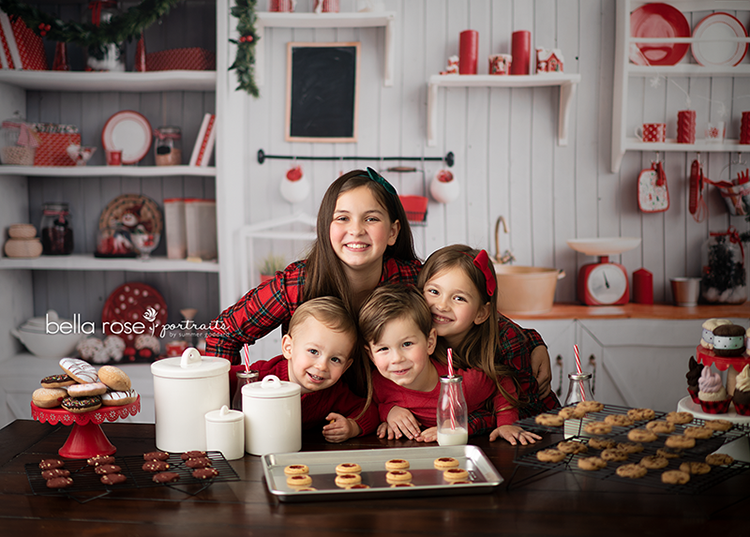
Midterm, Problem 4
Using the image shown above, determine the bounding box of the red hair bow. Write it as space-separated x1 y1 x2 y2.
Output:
473 250 496 297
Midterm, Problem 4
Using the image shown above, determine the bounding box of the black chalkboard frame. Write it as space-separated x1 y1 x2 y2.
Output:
285 42 360 143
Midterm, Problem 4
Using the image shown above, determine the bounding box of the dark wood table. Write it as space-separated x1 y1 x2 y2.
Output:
0 420 746 536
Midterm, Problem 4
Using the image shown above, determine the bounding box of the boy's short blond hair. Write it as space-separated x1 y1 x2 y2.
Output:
288 296 357 342
358 284 432 344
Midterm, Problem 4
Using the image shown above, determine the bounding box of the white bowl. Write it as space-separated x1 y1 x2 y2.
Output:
11 326 81 358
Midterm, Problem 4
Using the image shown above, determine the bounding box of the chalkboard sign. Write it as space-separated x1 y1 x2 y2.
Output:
286 42 360 143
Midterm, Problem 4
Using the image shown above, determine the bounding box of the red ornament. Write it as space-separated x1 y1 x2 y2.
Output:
240 35 254 43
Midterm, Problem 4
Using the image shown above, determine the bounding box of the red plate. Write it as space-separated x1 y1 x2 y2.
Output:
102 283 168 347
630 3 690 66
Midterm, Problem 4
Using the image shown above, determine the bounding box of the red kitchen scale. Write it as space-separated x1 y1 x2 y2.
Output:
567 238 642 306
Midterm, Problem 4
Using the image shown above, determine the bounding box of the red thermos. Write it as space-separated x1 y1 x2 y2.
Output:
633 268 653 305
459 30 478 74
510 30 531 75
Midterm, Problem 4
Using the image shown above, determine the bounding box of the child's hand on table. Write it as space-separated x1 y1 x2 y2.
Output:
489 425 541 445
323 413 361 443
385 406 422 440
413 426 437 443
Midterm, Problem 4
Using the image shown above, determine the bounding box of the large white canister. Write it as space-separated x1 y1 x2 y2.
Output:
243 375 301 456
151 347 229 452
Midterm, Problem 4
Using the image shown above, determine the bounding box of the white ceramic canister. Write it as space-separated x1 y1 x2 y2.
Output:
242 375 301 456
205 405 245 460
151 347 230 452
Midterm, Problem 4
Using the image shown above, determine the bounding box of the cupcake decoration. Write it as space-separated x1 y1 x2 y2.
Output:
700 318 731 349
733 364 750 416
698 366 731 414
685 356 703 404
712 324 746 357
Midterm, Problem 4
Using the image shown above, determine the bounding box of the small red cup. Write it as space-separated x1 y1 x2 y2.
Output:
106 149 122 166
636 123 666 143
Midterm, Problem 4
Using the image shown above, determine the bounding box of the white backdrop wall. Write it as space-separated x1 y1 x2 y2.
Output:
241 0 750 310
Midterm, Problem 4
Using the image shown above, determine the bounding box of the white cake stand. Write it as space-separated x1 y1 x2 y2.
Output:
676 396 750 462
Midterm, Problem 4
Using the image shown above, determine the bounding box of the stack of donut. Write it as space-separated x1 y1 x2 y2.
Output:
31 359 138 413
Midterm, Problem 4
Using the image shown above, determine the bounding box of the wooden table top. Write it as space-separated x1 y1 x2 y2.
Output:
0 420 746 536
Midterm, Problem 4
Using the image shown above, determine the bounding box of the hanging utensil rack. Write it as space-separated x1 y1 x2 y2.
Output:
257 149 454 167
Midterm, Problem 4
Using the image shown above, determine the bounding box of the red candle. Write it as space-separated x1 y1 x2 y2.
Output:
459 30 478 75
677 110 696 144
741 111 750 145
632 268 653 305
510 30 531 75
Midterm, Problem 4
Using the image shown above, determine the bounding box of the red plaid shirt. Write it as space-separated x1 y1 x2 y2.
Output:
205 256 422 363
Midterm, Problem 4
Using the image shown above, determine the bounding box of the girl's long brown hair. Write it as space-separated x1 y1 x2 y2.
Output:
303 169 417 402
417 244 522 410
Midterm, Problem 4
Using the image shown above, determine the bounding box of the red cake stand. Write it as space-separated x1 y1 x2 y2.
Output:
31 395 140 459
696 346 750 396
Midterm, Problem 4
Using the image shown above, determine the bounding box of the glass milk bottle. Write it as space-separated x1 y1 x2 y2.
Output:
437 376 468 446
564 372 595 438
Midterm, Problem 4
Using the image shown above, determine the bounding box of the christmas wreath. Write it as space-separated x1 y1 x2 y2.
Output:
229 0 259 97
0 0 182 58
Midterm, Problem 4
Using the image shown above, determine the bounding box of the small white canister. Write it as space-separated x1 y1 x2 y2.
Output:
205 405 245 460
243 375 301 456
151 348 229 452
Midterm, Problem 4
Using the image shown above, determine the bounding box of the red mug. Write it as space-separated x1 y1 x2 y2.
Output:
106 149 122 166
635 123 666 143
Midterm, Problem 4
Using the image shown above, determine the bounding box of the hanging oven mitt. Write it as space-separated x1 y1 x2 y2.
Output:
637 161 669 213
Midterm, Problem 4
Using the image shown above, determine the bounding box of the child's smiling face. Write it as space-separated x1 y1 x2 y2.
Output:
366 315 438 392
329 186 400 276
282 316 354 394
422 268 491 349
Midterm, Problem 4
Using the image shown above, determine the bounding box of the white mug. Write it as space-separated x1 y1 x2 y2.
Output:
705 121 725 143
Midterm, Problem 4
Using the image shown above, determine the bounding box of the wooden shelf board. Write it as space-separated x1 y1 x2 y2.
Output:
0 254 219 273
0 70 216 92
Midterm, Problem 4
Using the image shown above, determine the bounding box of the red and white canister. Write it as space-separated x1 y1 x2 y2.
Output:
270 0 295 12
314 0 339 13
740 111 750 145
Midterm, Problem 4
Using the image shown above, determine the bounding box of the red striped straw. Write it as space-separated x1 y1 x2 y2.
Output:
447 348 456 429
242 343 250 372
573 344 585 401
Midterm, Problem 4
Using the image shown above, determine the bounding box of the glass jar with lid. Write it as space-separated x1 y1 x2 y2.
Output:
154 126 182 166
40 202 74 255
1 111 37 166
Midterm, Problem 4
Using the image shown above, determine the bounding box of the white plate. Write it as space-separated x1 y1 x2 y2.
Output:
691 12 748 67
566 237 641 257
101 111 152 164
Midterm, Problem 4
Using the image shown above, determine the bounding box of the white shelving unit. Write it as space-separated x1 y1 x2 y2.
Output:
254 11 396 87
426 73 581 147
611 0 750 172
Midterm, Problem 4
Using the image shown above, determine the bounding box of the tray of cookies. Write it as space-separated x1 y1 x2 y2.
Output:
26 450 239 498
261 445 503 502
513 404 750 494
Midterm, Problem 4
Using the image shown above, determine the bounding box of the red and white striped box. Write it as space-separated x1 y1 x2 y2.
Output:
33 132 81 167
10 14 47 70
146 48 215 71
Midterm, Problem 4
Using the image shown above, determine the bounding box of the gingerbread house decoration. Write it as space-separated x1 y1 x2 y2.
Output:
536 48 564 73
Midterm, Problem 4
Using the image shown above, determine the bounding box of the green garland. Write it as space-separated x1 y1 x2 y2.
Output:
229 0 259 97
0 0 182 58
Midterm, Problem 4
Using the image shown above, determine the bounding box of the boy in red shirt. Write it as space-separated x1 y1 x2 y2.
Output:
249 297 378 442
359 284 538 444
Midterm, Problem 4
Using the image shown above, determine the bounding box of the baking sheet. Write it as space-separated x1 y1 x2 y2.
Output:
262 445 502 502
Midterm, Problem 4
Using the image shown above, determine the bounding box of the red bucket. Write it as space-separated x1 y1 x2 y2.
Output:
399 195 428 223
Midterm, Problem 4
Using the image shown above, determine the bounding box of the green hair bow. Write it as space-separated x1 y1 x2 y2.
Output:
363 167 397 196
